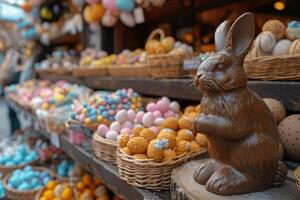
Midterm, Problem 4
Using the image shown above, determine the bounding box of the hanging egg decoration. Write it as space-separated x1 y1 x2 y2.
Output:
101 11 118 27
120 12 136 27
83 3 105 23
116 0 135 12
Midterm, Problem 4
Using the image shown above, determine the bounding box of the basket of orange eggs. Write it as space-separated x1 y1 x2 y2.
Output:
36 174 110 200
116 104 208 191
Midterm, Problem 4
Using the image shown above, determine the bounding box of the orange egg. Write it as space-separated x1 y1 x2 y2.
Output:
76 181 85 191
43 190 55 199
46 180 57 190
82 174 92 186
61 187 73 200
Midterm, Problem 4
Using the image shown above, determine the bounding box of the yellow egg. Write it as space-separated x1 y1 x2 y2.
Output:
46 180 57 190
43 190 55 200
82 108 87 114
85 118 91 124
97 116 103 122
39 197 47 200
61 187 73 200
42 103 49 110
76 181 85 191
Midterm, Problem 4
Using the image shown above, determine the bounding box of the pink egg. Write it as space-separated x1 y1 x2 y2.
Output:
157 100 169 113
79 114 86 122
127 109 136 121
153 110 162 118
117 104 123 109
169 101 180 113
136 111 145 123
146 102 157 112
123 98 128 103
97 124 109 137
110 121 122 132
149 126 159 134
109 110 115 115
164 110 175 118
122 121 133 129
142 112 154 127
106 105 110 109
99 100 106 105
120 128 131 135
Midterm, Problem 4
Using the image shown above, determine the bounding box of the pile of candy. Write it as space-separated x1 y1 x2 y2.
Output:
70 89 143 127
0 145 39 167
8 166 51 191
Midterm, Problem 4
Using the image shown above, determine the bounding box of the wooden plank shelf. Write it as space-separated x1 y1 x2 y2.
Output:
38 74 300 112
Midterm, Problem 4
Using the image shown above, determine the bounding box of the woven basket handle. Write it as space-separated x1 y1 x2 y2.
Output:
146 28 165 43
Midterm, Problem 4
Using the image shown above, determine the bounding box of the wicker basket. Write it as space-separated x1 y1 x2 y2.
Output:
116 147 208 191
295 167 300 191
3 167 52 200
244 54 300 80
0 159 38 176
108 64 149 77
73 67 108 77
148 53 194 78
92 133 117 165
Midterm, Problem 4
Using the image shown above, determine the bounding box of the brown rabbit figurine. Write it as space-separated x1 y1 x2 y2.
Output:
193 12 287 195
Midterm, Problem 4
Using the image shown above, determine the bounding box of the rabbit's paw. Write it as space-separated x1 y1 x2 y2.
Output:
193 159 221 185
206 166 247 195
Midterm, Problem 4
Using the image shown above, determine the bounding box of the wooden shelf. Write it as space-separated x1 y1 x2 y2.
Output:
38 74 300 112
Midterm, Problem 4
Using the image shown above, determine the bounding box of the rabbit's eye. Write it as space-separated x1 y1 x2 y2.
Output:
217 63 225 70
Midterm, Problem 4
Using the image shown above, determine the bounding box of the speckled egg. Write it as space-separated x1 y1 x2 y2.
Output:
262 19 286 40
278 114 300 161
272 39 292 56
263 98 286 123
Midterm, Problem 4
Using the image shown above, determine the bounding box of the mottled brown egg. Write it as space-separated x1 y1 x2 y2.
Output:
262 20 286 40
263 98 286 123
278 114 300 161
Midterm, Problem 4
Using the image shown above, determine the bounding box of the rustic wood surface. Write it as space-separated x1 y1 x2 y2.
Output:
171 159 300 200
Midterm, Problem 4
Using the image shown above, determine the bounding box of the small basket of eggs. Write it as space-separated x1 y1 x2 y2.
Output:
3 166 53 200
115 102 208 191
245 19 300 80
146 29 195 78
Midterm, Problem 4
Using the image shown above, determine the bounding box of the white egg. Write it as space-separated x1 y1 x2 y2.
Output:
110 121 122 133
154 117 165 126
115 110 128 123
161 96 171 104
272 39 292 56
31 97 43 108
142 112 154 127
169 101 180 113
120 12 136 27
105 130 119 141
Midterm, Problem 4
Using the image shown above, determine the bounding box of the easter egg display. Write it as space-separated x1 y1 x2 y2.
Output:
56 160 75 179
70 88 143 130
0 144 39 168
5 166 52 192
39 174 112 200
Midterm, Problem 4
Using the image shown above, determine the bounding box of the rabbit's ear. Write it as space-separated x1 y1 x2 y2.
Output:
225 12 255 57
215 20 231 52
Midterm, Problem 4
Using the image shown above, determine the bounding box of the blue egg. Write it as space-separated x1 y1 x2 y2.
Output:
109 116 115 122
5 161 15 167
9 175 21 188
30 178 39 188
13 169 22 176
24 166 33 172
70 112 76 119
40 171 50 179
102 111 109 118
42 177 51 186
34 184 42 190
24 171 35 180
18 182 30 191
98 106 105 111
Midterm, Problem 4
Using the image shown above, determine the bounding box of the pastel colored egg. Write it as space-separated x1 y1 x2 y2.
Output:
106 130 119 140
146 103 157 112
157 100 169 113
142 112 154 127
149 126 159 134
153 110 162 118
110 121 122 132
122 121 133 129
136 111 145 123
154 117 165 126
120 127 131 135
127 109 136 121
161 96 171 104
97 124 109 137
79 114 85 122
169 101 180 113
116 110 128 123
109 110 115 116
164 110 175 118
